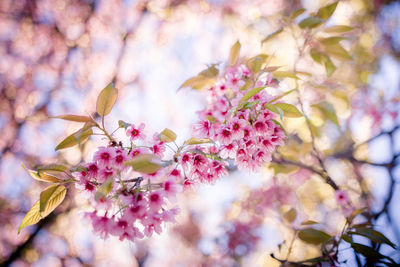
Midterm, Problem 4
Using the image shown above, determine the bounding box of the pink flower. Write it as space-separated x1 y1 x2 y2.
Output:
212 160 228 178
169 168 182 179
192 154 208 171
87 162 99 176
163 180 182 201
220 143 237 159
335 190 349 206
93 147 116 166
143 213 163 237
192 120 212 137
86 212 113 239
126 202 147 221
126 123 146 141
118 225 144 241
161 208 179 223
113 148 128 167
229 118 247 139
253 120 267 135
98 166 115 182
216 126 234 145
179 152 192 170
148 191 164 211
226 72 245 90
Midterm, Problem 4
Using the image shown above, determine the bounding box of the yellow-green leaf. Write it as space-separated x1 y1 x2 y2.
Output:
283 208 297 223
324 25 353 33
322 43 352 61
22 164 63 183
291 8 306 20
18 201 41 234
320 36 348 45
179 76 215 90
37 164 67 173
262 28 283 44
268 89 296 103
95 179 113 201
96 83 118 116
199 64 219 77
184 138 213 145
273 71 300 80
123 154 163 174
316 1 338 21
51 114 93 123
159 128 177 143
240 87 266 103
55 125 93 151
18 185 66 234
264 103 303 118
229 41 241 66
39 184 66 213
299 17 323 29
324 56 336 77
301 220 319 226
312 101 340 127
298 228 331 245
264 66 282 72
246 55 267 73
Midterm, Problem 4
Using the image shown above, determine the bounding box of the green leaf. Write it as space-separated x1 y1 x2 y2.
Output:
159 128 177 143
199 64 219 77
179 75 215 90
301 220 319 226
247 56 263 73
324 56 336 77
18 185 66 234
184 138 213 145
264 103 303 118
95 179 113 201
69 165 88 173
320 36 348 46
96 83 118 116
272 71 300 80
291 8 306 19
37 164 67 173
342 234 353 243
324 25 353 33
51 114 94 123
22 164 63 183
268 89 296 103
299 17 323 29
349 227 396 249
240 87 266 103
262 28 283 44
298 228 331 245
316 1 338 21
123 154 163 174
351 243 394 262
39 184 65 213
310 48 324 64
55 125 93 151
312 101 339 127
241 100 260 110
283 208 297 223
229 41 241 66
323 43 352 61
264 66 281 72
118 120 130 129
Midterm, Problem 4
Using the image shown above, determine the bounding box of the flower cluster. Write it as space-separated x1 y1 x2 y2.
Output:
192 64 285 172
71 63 286 241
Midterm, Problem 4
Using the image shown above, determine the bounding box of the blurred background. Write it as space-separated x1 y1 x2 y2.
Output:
1 0 400 266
